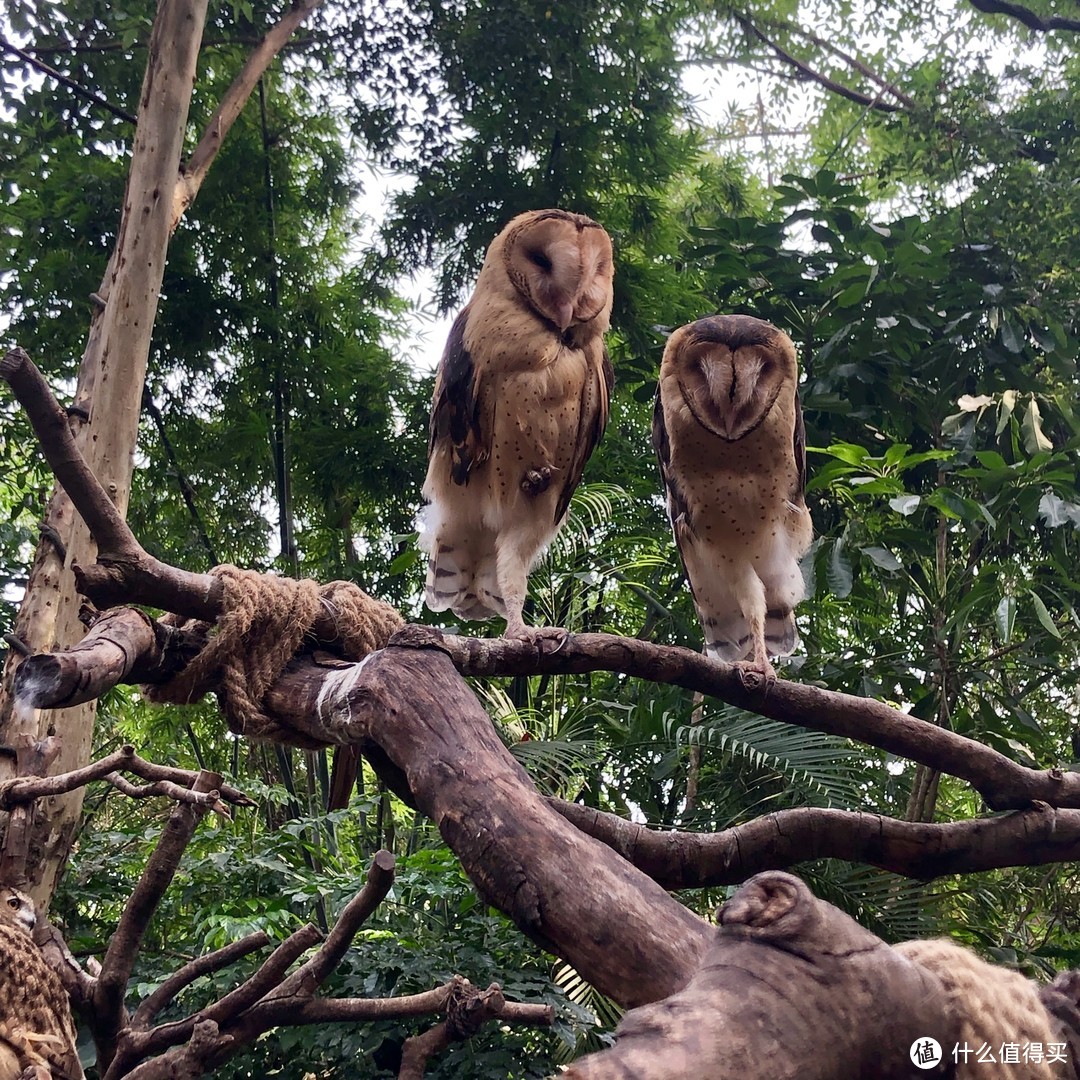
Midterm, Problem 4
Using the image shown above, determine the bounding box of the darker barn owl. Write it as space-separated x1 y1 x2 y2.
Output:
420 208 615 640
652 315 812 679
0 886 84 1080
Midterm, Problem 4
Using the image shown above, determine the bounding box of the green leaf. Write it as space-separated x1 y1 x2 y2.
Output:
819 442 870 466
926 488 972 520
1021 397 1053 454
827 540 853 598
1027 590 1061 639
1000 320 1024 354
860 546 903 572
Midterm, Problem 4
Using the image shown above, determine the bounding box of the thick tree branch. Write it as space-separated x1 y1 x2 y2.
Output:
405 628 1080 812
552 799 1080 884
564 871 957 1079
788 22 917 108
0 347 390 643
94 770 222 1068
257 645 715 1007
967 0 1080 32
8 606 201 711
0 349 135 558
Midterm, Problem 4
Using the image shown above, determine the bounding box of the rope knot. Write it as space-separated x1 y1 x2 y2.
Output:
144 566 403 746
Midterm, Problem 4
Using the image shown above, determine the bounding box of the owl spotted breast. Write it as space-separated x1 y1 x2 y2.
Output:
652 315 812 679
419 208 615 641
0 887 84 1080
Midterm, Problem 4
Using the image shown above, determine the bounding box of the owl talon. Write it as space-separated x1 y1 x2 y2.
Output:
734 658 776 692
521 466 553 496
504 623 569 652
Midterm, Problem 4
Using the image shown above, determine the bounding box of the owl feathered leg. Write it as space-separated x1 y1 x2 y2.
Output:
735 571 776 681
697 565 776 680
494 533 566 644
495 536 533 640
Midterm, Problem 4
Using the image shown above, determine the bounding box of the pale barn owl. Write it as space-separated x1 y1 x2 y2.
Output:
0 887 84 1080
420 209 615 640
652 315 811 679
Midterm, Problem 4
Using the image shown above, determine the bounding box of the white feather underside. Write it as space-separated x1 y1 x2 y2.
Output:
417 488 557 624
678 515 807 662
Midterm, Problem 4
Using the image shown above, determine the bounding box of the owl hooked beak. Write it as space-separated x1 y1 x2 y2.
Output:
552 299 574 332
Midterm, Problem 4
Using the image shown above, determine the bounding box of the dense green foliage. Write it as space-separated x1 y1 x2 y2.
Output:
4 0 1080 1074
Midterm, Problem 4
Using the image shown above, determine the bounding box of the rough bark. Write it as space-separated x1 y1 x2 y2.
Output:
0 0 327 909
562 871 956 1080
551 798 1080 883
259 645 714 1007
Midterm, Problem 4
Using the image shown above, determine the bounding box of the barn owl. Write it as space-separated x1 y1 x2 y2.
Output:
0 887 84 1080
420 209 615 640
652 315 811 679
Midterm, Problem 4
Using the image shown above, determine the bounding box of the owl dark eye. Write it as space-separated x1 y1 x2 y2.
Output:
7 898 18 910
527 250 552 272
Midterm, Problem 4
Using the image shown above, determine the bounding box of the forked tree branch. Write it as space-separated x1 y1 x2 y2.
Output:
172 0 325 226
734 14 909 114
103 849 553 1080
95 770 223 1065
0 743 251 809
131 932 273 1030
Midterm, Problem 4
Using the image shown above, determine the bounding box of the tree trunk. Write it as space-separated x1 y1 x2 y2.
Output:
0 0 210 905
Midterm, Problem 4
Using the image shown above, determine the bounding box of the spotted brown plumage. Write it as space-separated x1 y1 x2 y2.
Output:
652 315 811 678
0 887 84 1080
420 209 615 640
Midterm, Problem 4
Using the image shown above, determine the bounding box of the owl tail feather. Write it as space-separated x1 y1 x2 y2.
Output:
764 607 798 657
701 606 798 662
424 547 505 623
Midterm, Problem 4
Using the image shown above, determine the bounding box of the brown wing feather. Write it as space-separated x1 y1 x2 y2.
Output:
650 385 699 605
429 306 490 485
553 345 614 523
793 389 807 499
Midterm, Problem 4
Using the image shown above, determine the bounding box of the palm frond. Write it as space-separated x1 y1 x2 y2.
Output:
551 961 622 1064
667 705 881 811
